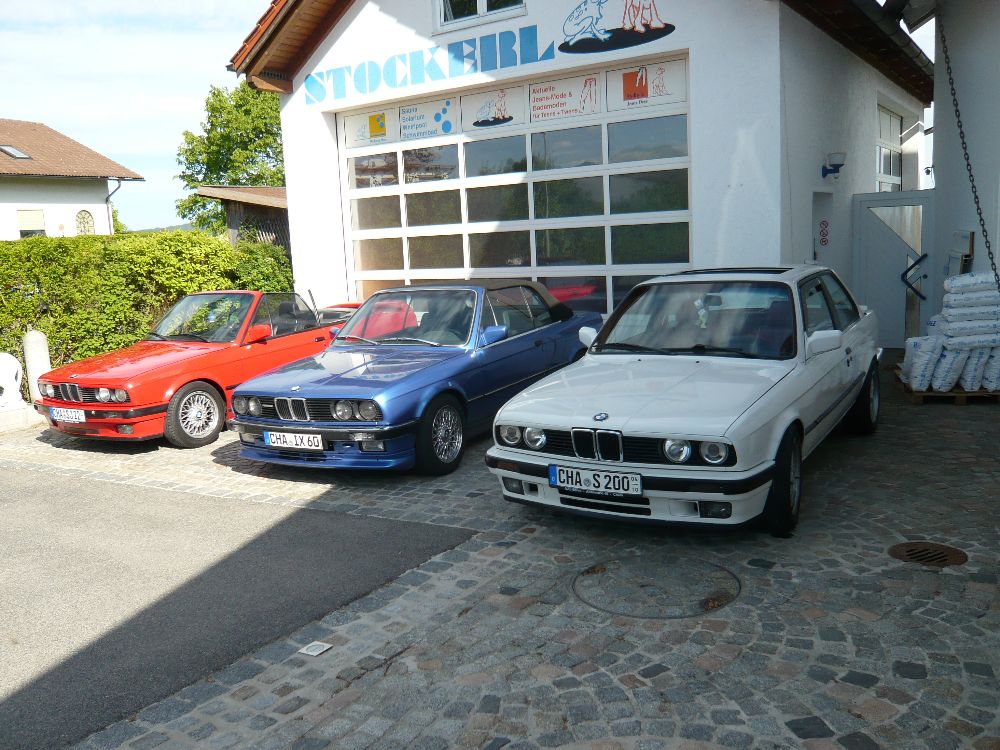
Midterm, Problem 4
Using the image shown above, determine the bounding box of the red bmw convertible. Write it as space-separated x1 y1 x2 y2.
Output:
34 291 335 447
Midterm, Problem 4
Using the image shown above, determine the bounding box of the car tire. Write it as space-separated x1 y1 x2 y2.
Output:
163 381 224 449
415 394 465 475
846 361 880 435
762 428 803 537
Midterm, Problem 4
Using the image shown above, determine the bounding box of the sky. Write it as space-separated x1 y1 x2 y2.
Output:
1 1 271 230
1 2 937 231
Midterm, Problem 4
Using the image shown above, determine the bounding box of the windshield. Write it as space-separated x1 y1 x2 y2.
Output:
151 293 254 343
335 289 477 347
595 281 796 359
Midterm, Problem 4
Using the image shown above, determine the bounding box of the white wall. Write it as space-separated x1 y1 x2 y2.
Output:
778 5 926 287
0 177 112 240
279 0 785 305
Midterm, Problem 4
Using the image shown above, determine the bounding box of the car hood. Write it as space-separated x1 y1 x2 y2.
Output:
238 346 464 397
499 355 793 437
41 340 221 384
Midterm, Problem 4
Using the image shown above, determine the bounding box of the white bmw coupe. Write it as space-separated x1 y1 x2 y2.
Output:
486 266 881 534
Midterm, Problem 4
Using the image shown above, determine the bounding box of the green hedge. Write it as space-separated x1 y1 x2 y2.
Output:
0 232 294 381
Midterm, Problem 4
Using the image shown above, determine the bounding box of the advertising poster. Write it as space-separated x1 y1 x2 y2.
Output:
529 74 602 122
400 98 459 141
461 87 526 131
607 59 687 111
344 108 400 148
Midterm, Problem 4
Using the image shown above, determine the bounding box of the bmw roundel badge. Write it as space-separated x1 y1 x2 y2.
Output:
593 412 608 422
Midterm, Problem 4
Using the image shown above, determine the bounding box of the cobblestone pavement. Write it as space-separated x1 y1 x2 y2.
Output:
2 378 998 750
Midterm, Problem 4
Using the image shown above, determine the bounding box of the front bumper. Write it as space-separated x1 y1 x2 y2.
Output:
34 401 167 440
485 447 774 525
228 418 419 470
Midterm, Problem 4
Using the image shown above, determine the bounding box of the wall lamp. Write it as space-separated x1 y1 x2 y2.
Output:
822 152 847 179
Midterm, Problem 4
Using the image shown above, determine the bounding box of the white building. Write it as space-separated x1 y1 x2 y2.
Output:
0 119 142 241
230 0 934 341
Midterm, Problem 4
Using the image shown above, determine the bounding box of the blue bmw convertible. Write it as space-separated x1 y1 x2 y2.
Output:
227 280 603 474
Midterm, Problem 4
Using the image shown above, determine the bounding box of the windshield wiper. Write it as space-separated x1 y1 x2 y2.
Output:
338 334 380 345
380 336 443 347
660 345 757 358
166 333 209 342
595 342 664 354
146 332 166 341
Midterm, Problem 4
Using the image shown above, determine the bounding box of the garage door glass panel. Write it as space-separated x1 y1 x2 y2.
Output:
406 190 461 225
612 275 657 306
359 279 405 298
349 152 398 188
355 238 404 270
534 177 604 218
352 197 401 229
467 184 529 222
531 126 602 170
610 169 688 213
403 145 458 183
611 223 688 264
409 235 463 268
539 276 607 313
465 136 527 176
608 115 687 162
470 231 530 267
536 227 605 266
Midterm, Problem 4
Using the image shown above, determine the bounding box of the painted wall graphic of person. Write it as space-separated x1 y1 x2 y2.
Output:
651 66 668 97
563 0 611 46
623 0 666 32
579 77 598 113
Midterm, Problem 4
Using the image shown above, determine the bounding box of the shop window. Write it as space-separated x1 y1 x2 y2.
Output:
531 126 602 170
439 0 524 27
406 190 461 225
534 177 604 219
355 238 403 271
470 231 529 267
75 210 95 235
465 136 527 177
611 223 688 264
467 184 528 222
538 276 607 313
404 145 458 183
349 152 399 188
610 169 688 213
17 209 45 238
352 196 401 230
536 227 605 266
409 235 463 268
609 115 687 163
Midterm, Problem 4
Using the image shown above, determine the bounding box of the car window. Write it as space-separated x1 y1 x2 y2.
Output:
522 287 554 328
253 293 318 337
821 274 860 330
800 279 835 335
336 289 475 346
153 293 254 343
485 288 534 337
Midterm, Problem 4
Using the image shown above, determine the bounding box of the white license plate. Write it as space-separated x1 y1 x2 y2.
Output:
549 465 642 497
50 407 85 423
264 431 323 450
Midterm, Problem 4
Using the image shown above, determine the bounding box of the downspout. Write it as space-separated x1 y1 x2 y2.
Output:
106 178 122 234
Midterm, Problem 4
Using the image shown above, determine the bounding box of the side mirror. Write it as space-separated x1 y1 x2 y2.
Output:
479 325 508 347
329 326 342 339
244 323 272 344
579 327 597 348
806 329 843 357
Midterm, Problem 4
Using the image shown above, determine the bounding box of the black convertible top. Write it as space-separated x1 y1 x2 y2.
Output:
380 279 574 322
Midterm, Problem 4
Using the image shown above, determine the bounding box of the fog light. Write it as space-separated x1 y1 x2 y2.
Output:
699 501 732 519
239 433 254 444
360 440 385 452
117 425 134 435
502 477 525 494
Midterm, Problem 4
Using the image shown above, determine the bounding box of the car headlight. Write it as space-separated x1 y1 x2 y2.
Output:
40 382 54 397
96 387 111 402
232 395 248 415
663 438 692 463
699 441 730 465
523 427 546 449
248 397 262 416
334 400 354 420
358 400 380 421
498 425 521 446
113 389 128 403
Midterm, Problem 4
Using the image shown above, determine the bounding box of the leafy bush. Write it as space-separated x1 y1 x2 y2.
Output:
0 232 293 385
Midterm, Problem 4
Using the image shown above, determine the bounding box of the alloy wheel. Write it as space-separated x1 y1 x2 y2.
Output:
178 391 219 439
431 405 463 463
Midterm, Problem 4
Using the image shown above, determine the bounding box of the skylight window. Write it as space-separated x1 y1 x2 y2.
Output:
0 145 31 159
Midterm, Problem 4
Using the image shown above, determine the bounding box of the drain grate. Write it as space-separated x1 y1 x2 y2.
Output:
888 541 968 568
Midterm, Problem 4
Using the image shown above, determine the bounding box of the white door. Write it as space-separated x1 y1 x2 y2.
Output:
852 191 935 348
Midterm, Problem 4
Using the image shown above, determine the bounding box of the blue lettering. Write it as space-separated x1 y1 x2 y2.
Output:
498 30 518 68
479 33 498 72
447 39 477 78
383 54 408 88
353 60 382 94
409 48 446 85
519 25 555 63
304 72 327 104
328 67 352 99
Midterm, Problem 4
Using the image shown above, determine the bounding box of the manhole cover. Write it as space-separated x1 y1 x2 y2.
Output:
572 556 741 619
888 541 968 568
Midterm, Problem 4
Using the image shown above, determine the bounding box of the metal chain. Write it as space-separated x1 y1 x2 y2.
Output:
938 14 1000 293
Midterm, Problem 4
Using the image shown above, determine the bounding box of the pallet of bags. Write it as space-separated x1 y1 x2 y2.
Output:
983 347 1000 392
901 336 943 392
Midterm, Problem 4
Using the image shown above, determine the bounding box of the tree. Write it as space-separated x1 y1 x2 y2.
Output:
176 82 284 234
111 205 128 234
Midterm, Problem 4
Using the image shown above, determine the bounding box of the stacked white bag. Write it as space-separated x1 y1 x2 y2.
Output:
903 271 1000 392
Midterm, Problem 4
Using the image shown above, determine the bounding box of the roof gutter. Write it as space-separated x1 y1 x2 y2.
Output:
228 0 297 75
106 178 122 234
849 0 934 82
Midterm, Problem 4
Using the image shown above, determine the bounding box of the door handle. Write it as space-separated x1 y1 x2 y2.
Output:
314 335 326 342
534 339 544 347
